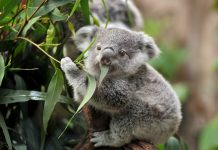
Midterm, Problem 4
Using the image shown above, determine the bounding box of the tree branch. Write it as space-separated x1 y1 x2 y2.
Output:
73 105 157 150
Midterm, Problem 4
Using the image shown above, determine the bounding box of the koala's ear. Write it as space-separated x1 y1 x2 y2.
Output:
74 25 99 51
75 25 98 38
139 33 161 59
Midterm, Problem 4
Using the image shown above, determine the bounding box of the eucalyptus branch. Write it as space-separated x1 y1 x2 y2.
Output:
17 37 60 64
101 0 110 29
17 0 47 36
28 0 47 21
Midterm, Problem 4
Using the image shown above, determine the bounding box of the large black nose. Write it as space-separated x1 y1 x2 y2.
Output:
100 56 111 65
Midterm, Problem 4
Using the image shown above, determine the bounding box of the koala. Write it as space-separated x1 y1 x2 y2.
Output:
61 27 182 147
63 0 143 59
90 0 143 30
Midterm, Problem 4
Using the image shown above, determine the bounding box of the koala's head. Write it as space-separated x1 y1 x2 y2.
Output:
90 0 143 30
81 26 160 77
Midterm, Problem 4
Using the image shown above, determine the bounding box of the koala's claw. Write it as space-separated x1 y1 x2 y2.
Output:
90 131 108 147
61 57 78 72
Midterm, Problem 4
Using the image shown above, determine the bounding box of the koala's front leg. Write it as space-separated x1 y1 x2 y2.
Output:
61 57 87 102
91 116 133 147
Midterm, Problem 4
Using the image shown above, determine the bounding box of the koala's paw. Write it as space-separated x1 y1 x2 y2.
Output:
90 131 109 147
61 57 78 73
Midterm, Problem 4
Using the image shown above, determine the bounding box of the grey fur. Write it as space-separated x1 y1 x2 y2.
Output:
61 27 182 147
63 0 143 59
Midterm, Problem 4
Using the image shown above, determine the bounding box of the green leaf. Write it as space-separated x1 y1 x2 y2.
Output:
0 111 12 150
27 0 72 18
76 74 96 111
1 25 18 40
80 0 90 24
43 68 64 131
0 0 20 24
101 0 110 28
14 74 27 90
59 74 96 138
67 0 81 20
0 89 71 104
0 54 5 86
199 117 218 150
22 16 40 36
45 22 55 51
156 144 165 150
75 36 96 63
49 8 67 22
14 40 27 57
91 14 100 27
99 65 109 86
67 21 75 36
165 136 180 150
17 37 60 64
13 145 27 150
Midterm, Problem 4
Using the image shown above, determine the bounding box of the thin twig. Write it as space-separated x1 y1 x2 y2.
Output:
17 37 60 64
17 0 47 36
101 0 110 29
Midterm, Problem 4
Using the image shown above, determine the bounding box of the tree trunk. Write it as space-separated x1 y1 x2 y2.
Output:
73 105 157 150
181 0 217 149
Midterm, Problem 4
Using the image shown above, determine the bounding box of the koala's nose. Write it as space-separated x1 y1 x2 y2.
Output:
100 56 111 65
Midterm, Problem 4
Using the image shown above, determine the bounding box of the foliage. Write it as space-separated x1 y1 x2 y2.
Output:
157 136 189 150
199 117 218 150
0 0 190 149
214 0 218 10
0 0 92 149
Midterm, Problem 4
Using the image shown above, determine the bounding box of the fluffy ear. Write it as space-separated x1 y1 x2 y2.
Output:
139 33 161 59
74 25 99 52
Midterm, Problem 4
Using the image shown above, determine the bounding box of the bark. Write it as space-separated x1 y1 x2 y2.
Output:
73 105 157 150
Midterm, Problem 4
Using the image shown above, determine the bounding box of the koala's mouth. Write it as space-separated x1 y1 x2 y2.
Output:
98 63 116 74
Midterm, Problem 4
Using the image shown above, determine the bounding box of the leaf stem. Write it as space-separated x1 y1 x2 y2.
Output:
17 0 47 36
17 37 60 64
101 0 110 28
74 36 97 63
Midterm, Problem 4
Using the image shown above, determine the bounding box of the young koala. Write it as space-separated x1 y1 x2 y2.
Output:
61 27 182 147
63 0 143 59
90 0 143 30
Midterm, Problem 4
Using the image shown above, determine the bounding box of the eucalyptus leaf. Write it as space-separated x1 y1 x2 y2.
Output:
99 65 109 86
0 111 12 150
165 136 180 150
80 0 90 24
45 22 55 51
59 73 96 138
22 16 40 36
0 0 19 24
76 74 96 111
67 0 81 20
67 21 75 36
50 8 67 22
13 145 27 150
43 68 64 131
0 54 5 86
0 89 71 104
27 0 72 18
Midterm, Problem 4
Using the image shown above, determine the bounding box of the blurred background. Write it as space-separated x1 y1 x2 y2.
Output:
134 0 218 149
0 0 218 150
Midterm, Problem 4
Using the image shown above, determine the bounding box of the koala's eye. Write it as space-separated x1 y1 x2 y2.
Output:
119 50 126 56
145 44 153 49
81 33 87 38
96 44 101 51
